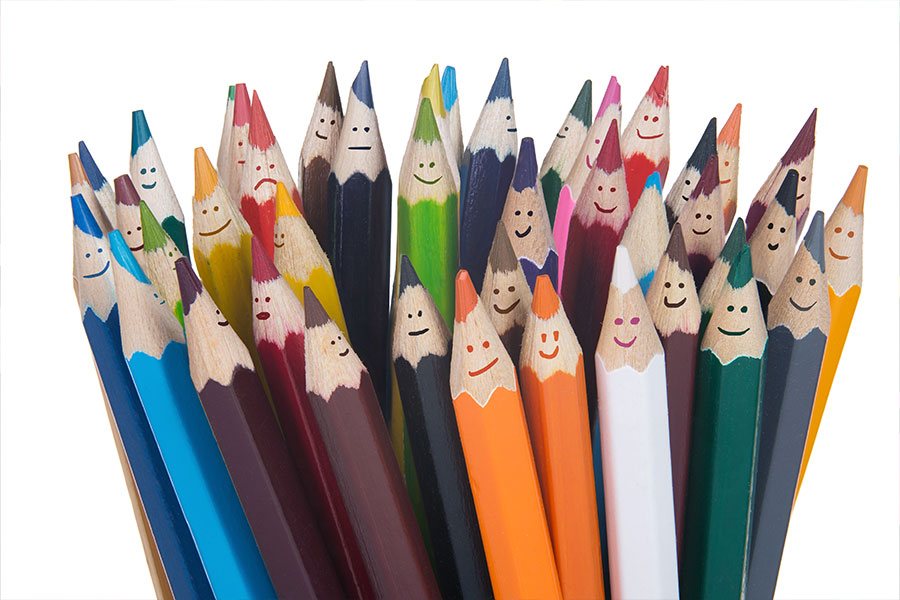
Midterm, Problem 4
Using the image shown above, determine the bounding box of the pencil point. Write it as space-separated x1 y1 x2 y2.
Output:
486 57 511 103
175 257 202 315
303 287 330 328
131 110 152 157
454 270 478 323
233 83 250 126
318 62 342 112
688 118 718 171
193 147 218 201
841 165 867 215
441 66 458 111
109 230 150 284
71 194 103 238
644 171 662 193
721 218 746 265
781 108 817 165
571 80 593 129
68 153 89 188
611 245 639 292
531 274 560 319
275 182 300 218
413 98 442 144
647 65 669 107
488 222 519 272
726 243 753 289
692 155 719 198
595 120 622 173
717 103 742 146
114 175 141 206
139 201 168 252
774 170 799 216
512 138 537 192
352 60 374 109
250 91 276 149
227 84 236 101
399 254 422 294
251 235 280 283
78 141 108 191
421 64 446 118
596 76 621 119
803 210 826 271
666 223 691 272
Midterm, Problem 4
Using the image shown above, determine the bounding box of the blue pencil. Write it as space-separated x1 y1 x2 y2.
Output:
441 66 464 168
108 230 274 598
78 141 117 229
72 195 212 599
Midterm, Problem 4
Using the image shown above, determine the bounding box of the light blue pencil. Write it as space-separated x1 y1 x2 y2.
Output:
620 172 668 294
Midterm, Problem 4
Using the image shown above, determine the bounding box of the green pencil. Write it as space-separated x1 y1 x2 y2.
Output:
697 217 745 340
140 200 186 326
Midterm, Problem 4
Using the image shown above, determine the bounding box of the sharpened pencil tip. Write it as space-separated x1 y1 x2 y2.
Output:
486 57 512 103
227 85 235 101
611 245 639 292
175 258 202 314
72 194 103 238
274 182 300 218
647 66 669 107
421 64 446 119
399 254 422 294
718 103 742 147
687 118 718 171
69 153 89 188
413 98 442 144
131 110 152 157
109 230 150 284
318 62 342 112
303 287 330 328
840 166 867 215
488 222 519 273
193 147 218 201
441 66 458 111
595 120 622 173
249 91 276 150
803 211 826 271
666 223 691 272
233 83 250 126
512 138 537 192
352 60 374 109
531 275 560 319
781 108 817 166
251 235 280 283
571 80 592 129
138 201 168 252
597 76 621 119
454 270 478 323
774 170 799 216
78 141 108 191
692 155 719 199
721 218 746 265
726 243 753 289
114 174 141 206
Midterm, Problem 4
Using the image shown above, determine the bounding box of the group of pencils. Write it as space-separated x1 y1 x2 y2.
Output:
71 58 866 600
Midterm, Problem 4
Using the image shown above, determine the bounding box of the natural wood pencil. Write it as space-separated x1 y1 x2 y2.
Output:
481 222 533 365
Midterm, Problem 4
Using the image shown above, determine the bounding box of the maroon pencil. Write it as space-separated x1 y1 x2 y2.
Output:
250 237 374 599
303 287 441 600
175 258 343 599
675 155 725 289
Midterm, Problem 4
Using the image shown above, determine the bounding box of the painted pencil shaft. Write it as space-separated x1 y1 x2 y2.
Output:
552 185 575 286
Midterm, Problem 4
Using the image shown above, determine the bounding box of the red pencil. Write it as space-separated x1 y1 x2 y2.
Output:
621 66 670 209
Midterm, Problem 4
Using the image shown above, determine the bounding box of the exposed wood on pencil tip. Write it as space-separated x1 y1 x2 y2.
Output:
131 109 151 156
717 104 742 146
596 75 621 119
486 58 511 102
398 254 422 295
531 274 560 319
571 79 593 128
803 211 827 270
303 287 330 328
666 223 691 271
512 137 537 191
249 91 276 150
71 194 102 237
688 118 718 171
841 166 868 214
138 201 167 252
193 147 218 201
251 235 280 283
351 60 374 108
174 258 201 314
596 119 622 172
488 222 519 273
455 270 478 323
781 108 817 165
318 62 342 112
114 174 141 206
774 170 799 216
233 83 251 126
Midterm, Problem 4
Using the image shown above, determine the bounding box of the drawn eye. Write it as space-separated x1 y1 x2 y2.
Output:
724 161 730 167
330 120 335 125
630 317 640 324
835 227 842 233
515 210 521 216
768 223 774 230
168 252 173 257
150 168 156 173
352 127 358 132
202 209 207 214
269 164 275 169
615 318 624 325
429 162 435 168
685 180 691 186
418 310 422 317
419 163 424 168
597 185 603 191
493 288 500 295
238 141 243 147
665 282 671 288
508 286 515 293
652 116 659 122
541 333 547 342
706 214 712 220
337 336 342 340
800 176 807 182
796 276 803 283
595 139 600 144
564 126 569 131
506 116 511 121
331 340 335 345
809 279 816 286
126 230 131 235
779 227 785 233
265 297 270 302
643 115 649 121
140 168 147 175
741 306 748 313
527 210 533 217
610 187 616 193
727 305 734 312
85 253 90 258
482 341 490 348
553 331 559 341
98 248 103 253
363 127 370 133
467 345 474 352
256 166 261 171
214 206 219 211
216 310 220 314
678 282 684 289
320 118 325 123
408 313 412 318
696 213 702 219
137 226 141 231
847 231 855 238
254 298 259 302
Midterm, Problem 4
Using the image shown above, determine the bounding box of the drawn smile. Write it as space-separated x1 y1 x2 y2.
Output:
594 202 617 214
238 160 245 165
199 219 232 236
84 261 110 278
692 227 711 235
315 131 328 140
636 129 663 140
539 347 559 360
507 128 517 133
413 174 443 185
408 328 429 337
256 311 270 320
664 296 686 308
339 349 350 357
515 226 532 238
789 298 816 312
141 182 157 190
348 146 372 151
682 196 689 202
586 155 593 168
829 248 849 260
493 300 520 314
720 179 732 184
468 357 498 377
796 194 805 200
718 327 749 336
217 319 229 327
274 240 285 248
556 133 566 139
614 336 636 348
254 178 277 191
129 243 144 252
767 243 779 251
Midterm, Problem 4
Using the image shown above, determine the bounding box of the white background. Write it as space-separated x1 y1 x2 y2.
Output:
2 1 898 598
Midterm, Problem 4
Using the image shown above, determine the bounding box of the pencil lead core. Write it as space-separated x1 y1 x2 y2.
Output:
78 141 108 191
571 79 593 128
841 166 867 215
114 175 141 206
488 222 519 273
611 245 639 292
803 211 827 271
175 258 202 314
512 137 537 192
193 147 218 201
486 57 511 102
441 66 458 111
139 201 168 252
303 287 330 328
647 66 669 107
774 170 799 216
726 243 753 289
352 60 374 109
531 275 560 319
250 91 276 150
413 98 442 144
595 120 622 173
399 255 422 294
596 76 621 119
319 62 342 112
717 103 742 146
71 194 103 238
131 110 151 156
233 83 251 127
687 118 718 171
251 235 280 283
781 108 817 165
666 223 691 272
455 270 478 323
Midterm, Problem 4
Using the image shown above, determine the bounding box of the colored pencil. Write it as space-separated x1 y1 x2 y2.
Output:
676 155 725 288
130 110 188 255
71 195 213 599
746 211 829 599
560 119 631 422
300 62 343 251
392 256 492 600
797 165 867 494
140 200 186 325
459 57 518 292
108 231 274 598
421 64 461 190
749 169 798 318
304 287 440 599
745 108 817 238
79 141 116 228
553 185 576 288
595 245 679 599
250 238 375 600
451 269 562 600
539 80 592 223
70 152 112 232
520 274 605 599
698 218 746 340
481 223 533 365
718 103 742 231
681 244 767 599
239 90 301 258
664 117 717 227
620 171 667 293
272 181 348 336
224 83 251 203
644 223 701 555
114 174 148 272
398 96 459 326
177 259 345 599
328 60 392 417
215 85 235 187
622 66 670 209
501 137 558 290
441 66 464 167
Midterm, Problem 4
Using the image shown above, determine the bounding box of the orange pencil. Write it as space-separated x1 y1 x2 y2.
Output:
520 274 604 600
718 103 742 230
451 270 561 600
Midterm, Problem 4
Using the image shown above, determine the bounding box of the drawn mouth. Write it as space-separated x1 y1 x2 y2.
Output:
664 296 686 308
348 146 372 151
274 241 285 248
84 261 110 279
217 320 229 327
315 131 328 140
199 219 232 236
539 347 559 359
720 179 732 184
515 226 532 238
796 194 805 200
556 133 566 139
468 357 498 377
789 298 816 312
692 228 711 235
614 336 636 348
493 299 520 314
718 327 749 336
682 196 690 203
829 247 849 260
767 243 779 251
237 160 245 165
256 311 270 320
413 174 443 185
141 182 157 190
507 128 517 133
594 202 617 214
586 155 593 168
408 328 429 337
636 129 663 140
339 349 350 357
254 178 277 191
129 244 144 252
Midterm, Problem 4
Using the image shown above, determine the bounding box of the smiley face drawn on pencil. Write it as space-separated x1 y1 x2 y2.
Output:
479 98 517 146
612 314 641 348
329 333 351 357
490 280 521 316
81 246 109 279
465 337 499 377
214 309 229 327
509 206 534 239
197 202 232 238
719 158 734 185
344 112 378 152
636 111 664 140
312 102 341 144
274 231 286 249
73 229 111 281
152 292 166 306
792 155 813 203
690 209 714 236
759 211 792 252
538 328 560 360
122 222 144 252
717 303 750 336
254 293 272 321
825 204 862 264
232 127 249 168
135 165 158 190
662 279 688 309
413 157 443 186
